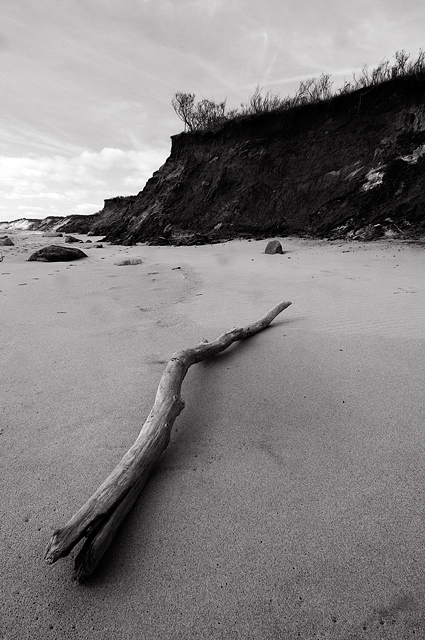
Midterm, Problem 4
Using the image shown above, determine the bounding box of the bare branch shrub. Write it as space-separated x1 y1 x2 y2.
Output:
338 49 425 96
239 85 296 116
194 98 228 129
410 49 425 76
172 93 229 132
172 50 425 133
295 73 333 105
171 92 197 132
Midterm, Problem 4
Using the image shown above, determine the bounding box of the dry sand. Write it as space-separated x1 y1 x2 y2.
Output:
1 232 425 639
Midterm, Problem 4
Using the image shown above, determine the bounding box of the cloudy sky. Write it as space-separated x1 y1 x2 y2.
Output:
1 0 424 222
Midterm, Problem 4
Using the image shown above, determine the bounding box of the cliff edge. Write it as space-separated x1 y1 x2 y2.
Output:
4 75 425 244
86 75 425 244
93 78 425 244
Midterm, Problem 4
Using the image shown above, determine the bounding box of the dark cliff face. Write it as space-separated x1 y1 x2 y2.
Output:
55 213 101 233
94 76 425 244
0 213 101 233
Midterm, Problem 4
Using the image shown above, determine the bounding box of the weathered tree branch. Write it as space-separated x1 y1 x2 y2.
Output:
44 300 291 579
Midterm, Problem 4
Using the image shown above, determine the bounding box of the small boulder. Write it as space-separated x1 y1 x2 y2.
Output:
28 245 88 262
114 258 143 266
64 235 82 243
42 232 63 237
0 236 14 246
354 224 384 241
265 239 283 254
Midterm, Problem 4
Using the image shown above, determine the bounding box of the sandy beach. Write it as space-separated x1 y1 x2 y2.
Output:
1 232 425 639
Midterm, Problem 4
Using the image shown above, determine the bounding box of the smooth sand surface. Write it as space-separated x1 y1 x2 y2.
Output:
1 232 425 639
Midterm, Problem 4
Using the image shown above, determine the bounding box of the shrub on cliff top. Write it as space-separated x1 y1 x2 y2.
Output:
172 92 228 132
172 49 425 133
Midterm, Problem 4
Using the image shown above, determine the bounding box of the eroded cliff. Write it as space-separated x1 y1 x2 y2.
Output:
6 76 425 243
87 75 425 244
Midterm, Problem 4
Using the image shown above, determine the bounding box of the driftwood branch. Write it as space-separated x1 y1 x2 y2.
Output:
44 300 291 579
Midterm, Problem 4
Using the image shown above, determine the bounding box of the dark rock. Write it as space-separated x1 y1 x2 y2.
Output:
173 232 196 246
42 232 63 237
0 236 14 246
162 225 173 239
64 235 82 243
354 224 385 241
114 258 143 266
148 236 169 246
164 227 213 246
28 245 88 262
265 239 283 254
55 213 100 234
85 239 92 243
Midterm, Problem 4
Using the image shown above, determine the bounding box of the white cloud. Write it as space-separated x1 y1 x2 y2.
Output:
0 146 169 222
75 203 102 214
2 0 425 224
17 205 45 211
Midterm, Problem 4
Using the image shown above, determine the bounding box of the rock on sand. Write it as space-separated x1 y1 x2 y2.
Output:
64 235 83 243
28 245 88 262
264 239 283 254
0 236 14 246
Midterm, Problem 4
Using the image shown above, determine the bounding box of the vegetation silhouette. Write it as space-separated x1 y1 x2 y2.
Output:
172 49 425 133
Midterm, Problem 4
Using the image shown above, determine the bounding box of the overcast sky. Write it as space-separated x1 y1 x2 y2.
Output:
1 0 424 222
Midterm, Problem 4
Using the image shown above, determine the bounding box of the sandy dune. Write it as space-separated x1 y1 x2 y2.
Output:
1 232 425 639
